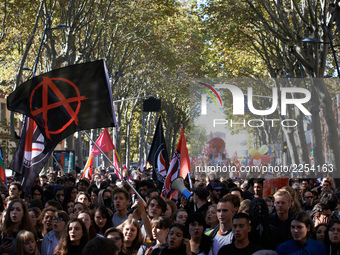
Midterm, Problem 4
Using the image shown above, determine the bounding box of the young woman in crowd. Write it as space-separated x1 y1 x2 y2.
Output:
137 216 172 255
72 202 89 217
173 209 188 226
53 219 89 255
77 210 97 240
16 230 39 255
0 199 35 255
31 185 44 205
276 211 327 255
148 223 191 255
187 213 220 255
121 218 143 255
313 223 328 244
164 201 177 223
29 208 42 237
62 186 77 211
204 205 218 234
324 219 340 254
41 210 70 255
65 200 74 216
90 189 99 209
104 227 126 255
92 206 113 236
75 192 91 208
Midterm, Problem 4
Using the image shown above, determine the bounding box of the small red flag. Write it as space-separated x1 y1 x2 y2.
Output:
91 128 115 156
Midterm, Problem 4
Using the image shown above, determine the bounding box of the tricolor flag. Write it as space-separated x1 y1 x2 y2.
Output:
0 148 7 185
162 125 190 199
81 154 93 180
82 128 121 180
147 117 169 193
113 152 122 179
10 116 55 194
7 60 117 153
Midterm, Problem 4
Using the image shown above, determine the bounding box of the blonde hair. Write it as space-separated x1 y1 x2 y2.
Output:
273 189 291 201
280 186 301 213
16 230 39 255
239 199 251 213
121 218 142 255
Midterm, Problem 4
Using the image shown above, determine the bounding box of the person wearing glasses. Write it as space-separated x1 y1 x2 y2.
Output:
324 219 340 254
41 210 70 255
302 191 315 215
276 211 327 255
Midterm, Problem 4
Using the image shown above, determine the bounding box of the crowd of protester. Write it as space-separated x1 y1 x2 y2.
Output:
0 166 338 255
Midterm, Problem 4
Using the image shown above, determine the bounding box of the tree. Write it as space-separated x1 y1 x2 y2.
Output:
203 0 340 171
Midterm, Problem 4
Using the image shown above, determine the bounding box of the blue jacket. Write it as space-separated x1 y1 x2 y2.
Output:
276 238 327 255
41 230 58 255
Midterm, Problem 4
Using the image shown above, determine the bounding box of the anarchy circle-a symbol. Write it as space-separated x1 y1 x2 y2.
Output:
29 77 87 140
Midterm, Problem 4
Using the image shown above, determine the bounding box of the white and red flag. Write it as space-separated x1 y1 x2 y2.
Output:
162 125 190 199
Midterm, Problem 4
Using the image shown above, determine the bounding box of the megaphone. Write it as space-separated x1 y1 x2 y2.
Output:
171 177 192 200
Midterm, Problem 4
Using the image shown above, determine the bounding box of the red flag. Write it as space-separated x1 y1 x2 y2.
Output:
162 125 190 199
91 128 115 156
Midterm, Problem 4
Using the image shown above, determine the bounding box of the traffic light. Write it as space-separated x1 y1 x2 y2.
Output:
283 142 287 153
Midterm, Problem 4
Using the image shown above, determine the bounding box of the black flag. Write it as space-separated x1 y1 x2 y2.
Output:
10 116 55 194
147 117 169 193
7 60 116 152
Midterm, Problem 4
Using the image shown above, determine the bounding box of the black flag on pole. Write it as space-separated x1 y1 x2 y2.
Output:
10 116 55 194
7 60 116 152
147 117 169 193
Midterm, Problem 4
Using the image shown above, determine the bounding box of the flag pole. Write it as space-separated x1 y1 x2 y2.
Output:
82 130 146 205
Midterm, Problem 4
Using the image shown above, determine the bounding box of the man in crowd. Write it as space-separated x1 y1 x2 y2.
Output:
112 187 130 227
253 178 264 198
269 189 293 240
211 197 236 246
218 213 261 255
193 186 211 216
312 203 332 226
301 190 315 215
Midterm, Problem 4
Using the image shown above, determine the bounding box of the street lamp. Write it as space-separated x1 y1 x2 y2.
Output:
302 15 340 81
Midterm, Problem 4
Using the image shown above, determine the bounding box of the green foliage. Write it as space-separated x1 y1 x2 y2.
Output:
0 118 16 167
